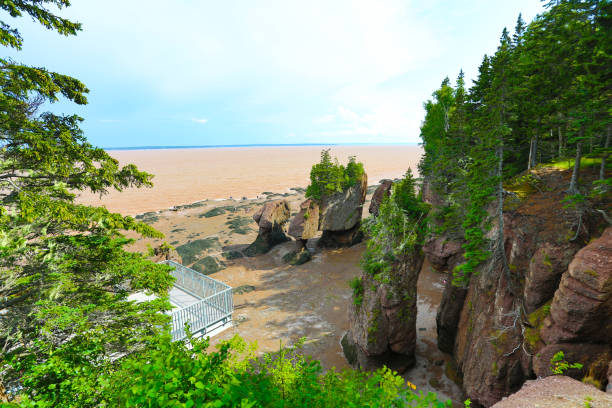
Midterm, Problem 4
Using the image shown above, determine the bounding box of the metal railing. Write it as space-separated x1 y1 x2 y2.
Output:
161 260 233 341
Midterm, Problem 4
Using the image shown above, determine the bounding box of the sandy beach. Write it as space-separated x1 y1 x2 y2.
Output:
77 145 422 215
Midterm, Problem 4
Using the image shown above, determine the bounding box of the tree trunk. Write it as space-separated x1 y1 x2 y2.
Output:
558 126 563 158
568 139 583 194
528 137 534 170
600 124 610 181
531 133 539 169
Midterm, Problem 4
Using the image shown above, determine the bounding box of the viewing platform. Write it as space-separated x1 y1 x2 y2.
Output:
163 260 233 341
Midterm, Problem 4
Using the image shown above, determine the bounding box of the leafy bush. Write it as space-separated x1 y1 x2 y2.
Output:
550 351 583 375
99 334 451 408
305 150 364 201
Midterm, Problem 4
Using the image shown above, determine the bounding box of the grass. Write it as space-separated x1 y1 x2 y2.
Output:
547 156 607 171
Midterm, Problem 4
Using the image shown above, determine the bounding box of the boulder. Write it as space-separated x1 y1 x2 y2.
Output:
369 180 393 216
288 199 319 240
492 376 612 408
319 173 367 232
423 237 464 273
245 200 291 256
344 247 424 373
253 199 291 229
541 227 612 344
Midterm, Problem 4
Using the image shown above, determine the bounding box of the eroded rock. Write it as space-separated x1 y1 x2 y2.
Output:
319 173 367 232
423 236 466 354
288 199 319 240
245 200 290 256
541 227 612 345
369 180 393 216
344 248 424 373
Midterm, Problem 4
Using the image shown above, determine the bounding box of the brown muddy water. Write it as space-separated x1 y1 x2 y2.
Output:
77 144 422 215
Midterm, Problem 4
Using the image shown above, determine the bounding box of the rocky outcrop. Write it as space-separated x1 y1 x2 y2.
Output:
245 200 290 256
284 199 319 265
447 168 609 407
343 248 424 373
423 237 466 354
524 242 580 313
317 173 367 248
150 244 182 264
288 199 319 240
541 227 612 345
369 180 393 216
492 376 612 408
423 238 464 273
532 343 611 379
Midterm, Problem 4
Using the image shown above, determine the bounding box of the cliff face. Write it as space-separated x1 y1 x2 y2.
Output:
426 168 612 407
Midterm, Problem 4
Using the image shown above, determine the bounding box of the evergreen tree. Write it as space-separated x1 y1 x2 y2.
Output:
0 2 174 404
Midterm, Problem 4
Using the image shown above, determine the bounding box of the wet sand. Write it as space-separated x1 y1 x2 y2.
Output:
77 144 422 215
131 190 464 406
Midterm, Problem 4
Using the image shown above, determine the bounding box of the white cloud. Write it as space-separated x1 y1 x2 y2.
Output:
191 118 208 124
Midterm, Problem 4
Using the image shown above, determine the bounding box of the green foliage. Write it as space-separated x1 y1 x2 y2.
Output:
12 333 450 407
419 0 612 287
361 170 428 284
349 277 364 306
305 150 364 201
0 1 179 401
550 351 584 375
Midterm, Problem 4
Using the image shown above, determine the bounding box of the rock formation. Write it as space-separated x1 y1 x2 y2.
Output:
368 179 393 216
245 200 290 256
533 227 612 383
424 169 611 407
318 172 367 248
285 199 320 264
491 376 612 408
150 243 182 264
424 237 466 354
343 248 424 373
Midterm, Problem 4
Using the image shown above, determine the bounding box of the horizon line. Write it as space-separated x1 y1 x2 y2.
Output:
103 142 420 151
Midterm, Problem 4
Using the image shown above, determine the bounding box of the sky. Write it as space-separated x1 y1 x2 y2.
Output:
7 0 547 148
